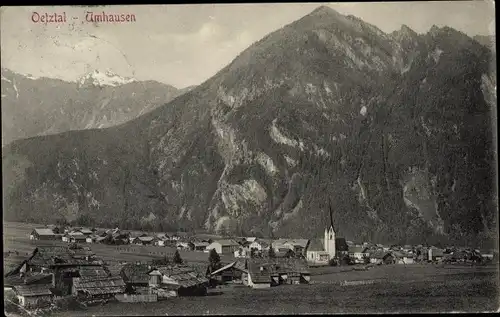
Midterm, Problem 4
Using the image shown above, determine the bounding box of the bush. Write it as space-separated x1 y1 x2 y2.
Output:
328 258 338 266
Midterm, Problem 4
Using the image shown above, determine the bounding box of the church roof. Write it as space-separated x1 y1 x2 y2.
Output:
307 239 325 252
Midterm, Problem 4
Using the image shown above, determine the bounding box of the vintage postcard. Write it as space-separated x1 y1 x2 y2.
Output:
1 2 498 315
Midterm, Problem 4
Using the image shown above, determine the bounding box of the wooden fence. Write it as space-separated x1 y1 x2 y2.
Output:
115 294 157 303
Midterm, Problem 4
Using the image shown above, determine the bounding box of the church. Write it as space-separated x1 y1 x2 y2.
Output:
306 206 348 265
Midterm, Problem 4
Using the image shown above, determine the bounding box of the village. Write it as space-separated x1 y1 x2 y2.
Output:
4 218 498 315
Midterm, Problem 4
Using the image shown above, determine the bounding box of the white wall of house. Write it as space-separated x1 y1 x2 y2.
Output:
249 241 262 251
306 251 330 264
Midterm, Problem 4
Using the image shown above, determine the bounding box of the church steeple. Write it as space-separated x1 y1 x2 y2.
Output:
324 200 336 259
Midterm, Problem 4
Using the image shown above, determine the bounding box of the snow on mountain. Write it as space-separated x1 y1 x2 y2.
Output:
78 69 137 87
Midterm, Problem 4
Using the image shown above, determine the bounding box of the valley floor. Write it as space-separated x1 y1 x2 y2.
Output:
4 222 499 315
50 264 498 315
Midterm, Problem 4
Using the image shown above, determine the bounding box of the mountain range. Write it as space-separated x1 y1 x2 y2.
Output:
2 6 497 247
1 68 193 146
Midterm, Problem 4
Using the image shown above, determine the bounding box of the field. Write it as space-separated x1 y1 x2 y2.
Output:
3 222 234 268
4 221 500 315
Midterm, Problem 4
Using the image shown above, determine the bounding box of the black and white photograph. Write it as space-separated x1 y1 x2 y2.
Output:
1 2 498 315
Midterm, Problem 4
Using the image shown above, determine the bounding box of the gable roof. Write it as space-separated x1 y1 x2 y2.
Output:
148 265 208 288
29 246 102 267
284 239 310 248
307 239 325 252
32 228 55 236
73 276 125 295
120 263 151 284
212 239 240 246
78 266 110 279
348 246 368 254
137 236 156 242
13 284 52 297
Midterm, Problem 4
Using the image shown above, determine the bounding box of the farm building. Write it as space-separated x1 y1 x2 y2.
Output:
147 265 208 298
72 276 126 301
13 284 53 308
29 228 57 240
19 246 104 296
190 241 210 251
120 263 152 294
206 239 241 254
209 260 247 285
242 258 310 289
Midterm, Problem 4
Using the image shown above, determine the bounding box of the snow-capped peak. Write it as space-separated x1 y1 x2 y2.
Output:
78 69 136 87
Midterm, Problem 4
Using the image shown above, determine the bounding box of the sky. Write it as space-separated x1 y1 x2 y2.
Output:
0 2 495 89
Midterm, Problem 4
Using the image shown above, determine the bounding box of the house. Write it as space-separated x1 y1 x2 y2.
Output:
13 284 53 308
120 263 152 294
30 228 57 240
70 235 88 244
77 228 93 236
276 249 296 258
392 251 415 264
22 246 104 296
348 246 369 264
369 250 394 265
206 239 241 254
306 239 331 265
62 230 85 243
245 237 257 243
209 261 247 285
134 236 157 246
248 240 264 252
147 265 208 298
155 234 170 246
234 247 249 258
176 241 191 250
190 241 210 251
242 258 310 289
72 276 125 301
428 248 445 262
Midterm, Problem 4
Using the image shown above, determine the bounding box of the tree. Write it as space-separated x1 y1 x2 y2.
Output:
173 250 183 264
208 249 221 272
268 247 276 258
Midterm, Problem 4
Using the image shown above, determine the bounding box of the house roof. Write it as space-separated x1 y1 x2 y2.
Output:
192 242 210 247
348 246 368 253
246 258 309 283
369 250 390 259
245 237 257 242
24 273 53 285
284 239 310 248
73 276 125 295
71 235 87 240
307 239 325 252
432 249 445 257
210 261 248 276
120 263 151 284
33 228 55 236
13 284 52 297
148 265 208 288
137 236 156 242
78 266 109 279
79 228 93 234
29 246 102 267
212 239 240 246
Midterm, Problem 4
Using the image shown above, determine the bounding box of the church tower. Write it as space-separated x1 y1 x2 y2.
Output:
323 203 336 259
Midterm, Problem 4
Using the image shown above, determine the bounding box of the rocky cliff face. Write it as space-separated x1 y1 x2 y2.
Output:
1 68 185 146
2 6 496 247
